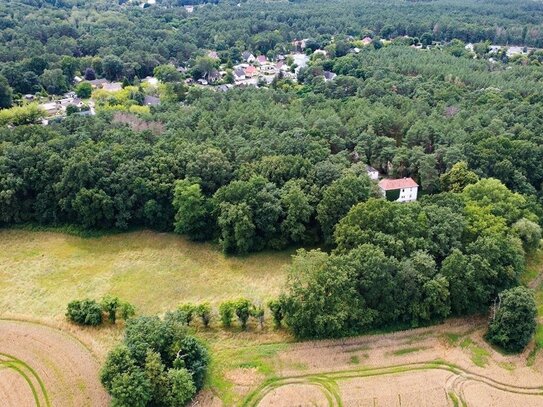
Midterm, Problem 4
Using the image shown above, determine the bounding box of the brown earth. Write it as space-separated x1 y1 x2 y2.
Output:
0 319 109 407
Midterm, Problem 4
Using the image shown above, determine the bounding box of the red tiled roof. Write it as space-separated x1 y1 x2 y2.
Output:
378 177 419 190
257 55 267 63
245 66 256 74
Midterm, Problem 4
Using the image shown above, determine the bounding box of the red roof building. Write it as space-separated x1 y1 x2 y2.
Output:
378 177 419 202
244 66 257 77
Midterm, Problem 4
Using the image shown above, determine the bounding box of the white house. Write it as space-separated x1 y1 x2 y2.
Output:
378 177 419 202
366 165 379 181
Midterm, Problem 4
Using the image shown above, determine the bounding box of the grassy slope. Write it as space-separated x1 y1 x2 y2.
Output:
0 229 292 317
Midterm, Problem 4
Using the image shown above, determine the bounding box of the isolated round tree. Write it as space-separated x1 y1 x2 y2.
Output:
486 286 537 352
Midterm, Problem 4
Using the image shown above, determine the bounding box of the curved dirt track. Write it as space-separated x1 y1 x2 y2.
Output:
246 362 543 407
0 320 109 407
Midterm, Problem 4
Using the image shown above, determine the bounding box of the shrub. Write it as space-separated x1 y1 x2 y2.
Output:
119 302 136 320
268 298 285 328
101 295 121 324
250 303 265 329
234 298 252 330
178 303 197 325
219 301 235 327
486 287 537 352
195 303 212 327
66 299 103 326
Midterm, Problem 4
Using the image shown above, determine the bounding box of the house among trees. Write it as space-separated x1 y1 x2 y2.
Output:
366 165 379 180
378 177 419 202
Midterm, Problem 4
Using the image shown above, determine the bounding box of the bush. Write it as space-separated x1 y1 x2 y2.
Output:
268 298 285 328
234 298 252 330
101 295 121 323
119 301 136 320
66 299 103 326
219 301 235 327
195 303 212 327
178 303 197 325
486 287 537 352
251 303 265 329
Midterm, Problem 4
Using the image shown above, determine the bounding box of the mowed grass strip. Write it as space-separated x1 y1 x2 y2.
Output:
0 229 292 317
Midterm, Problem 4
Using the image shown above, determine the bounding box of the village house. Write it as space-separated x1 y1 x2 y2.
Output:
87 78 109 89
362 36 373 46
323 71 337 81
102 82 123 92
256 55 267 65
366 165 379 180
244 65 257 77
234 68 246 81
378 177 419 202
242 51 256 63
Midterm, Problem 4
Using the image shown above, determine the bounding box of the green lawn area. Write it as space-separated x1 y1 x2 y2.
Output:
0 229 292 317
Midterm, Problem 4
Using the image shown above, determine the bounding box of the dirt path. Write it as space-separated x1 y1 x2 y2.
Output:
0 319 109 407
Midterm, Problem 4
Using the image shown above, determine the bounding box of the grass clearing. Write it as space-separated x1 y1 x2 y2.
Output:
0 229 292 317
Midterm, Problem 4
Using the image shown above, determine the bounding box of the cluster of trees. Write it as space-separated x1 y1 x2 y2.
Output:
279 178 541 339
66 296 135 326
486 286 537 353
100 315 208 407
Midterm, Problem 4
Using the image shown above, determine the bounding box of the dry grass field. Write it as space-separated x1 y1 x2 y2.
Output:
0 229 291 317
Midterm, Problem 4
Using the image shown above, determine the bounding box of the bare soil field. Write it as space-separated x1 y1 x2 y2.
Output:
0 319 109 407
238 317 543 406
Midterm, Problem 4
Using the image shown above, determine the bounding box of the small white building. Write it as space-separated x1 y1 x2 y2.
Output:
366 165 379 180
378 177 419 202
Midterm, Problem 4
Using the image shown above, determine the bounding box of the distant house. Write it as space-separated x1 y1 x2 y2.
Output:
242 52 256 63
275 61 285 71
88 78 109 89
102 82 123 92
234 68 246 81
244 66 257 77
362 37 373 46
379 178 419 202
506 46 526 57
142 76 159 86
256 55 267 64
184 5 194 13
366 165 379 180
197 79 208 85
323 71 336 81
143 95 160 106
207 69 221 83
208 51 219 60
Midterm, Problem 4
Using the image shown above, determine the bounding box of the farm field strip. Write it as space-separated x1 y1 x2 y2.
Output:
244 360 543 407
